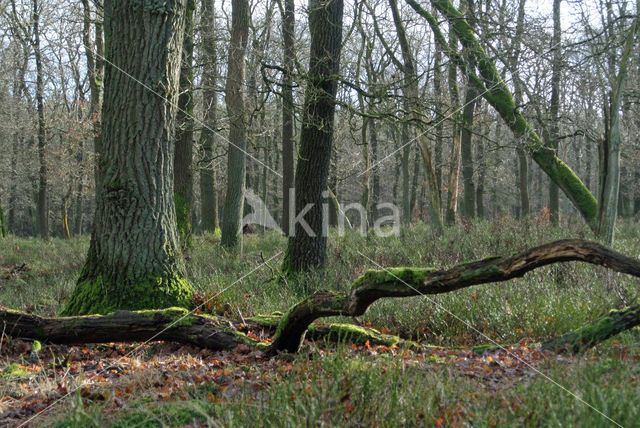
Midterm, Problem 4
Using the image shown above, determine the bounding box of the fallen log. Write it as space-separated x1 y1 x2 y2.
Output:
269 239 640 352
1 239 638 355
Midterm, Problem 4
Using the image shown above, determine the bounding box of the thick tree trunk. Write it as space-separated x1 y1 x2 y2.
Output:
174 0 196 248
282 0 343 273
221 0 249 249
62 0 193 316
199 0 220 234
281 0 296 236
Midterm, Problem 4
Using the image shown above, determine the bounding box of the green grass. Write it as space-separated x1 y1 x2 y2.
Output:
2 217 640 426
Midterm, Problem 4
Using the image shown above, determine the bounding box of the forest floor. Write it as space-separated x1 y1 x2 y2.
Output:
1 217 639 426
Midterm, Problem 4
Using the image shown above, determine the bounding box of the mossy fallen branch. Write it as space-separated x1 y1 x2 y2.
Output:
1 240 639 356
269 239 640 352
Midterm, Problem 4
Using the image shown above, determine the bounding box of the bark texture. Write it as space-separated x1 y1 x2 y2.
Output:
221 0 249 249
199 0 220 234
174 0 196 247
62 0 193 316
281 0 296 236
282 0 344 273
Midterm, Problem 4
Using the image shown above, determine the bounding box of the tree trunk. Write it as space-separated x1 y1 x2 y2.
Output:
596 15 638 244
0 203 6 238
32 0 48 239
460 0 477 220
282 0 343 274
401 124 411 224
460 85 476 219
199 0 220 234
221 0 250 249
389 0 443 233
512 0 529 218
476 129 485 218
62 0 193 316
445 21 461 226
81 0 104 193
174 0 196 248
548 0 561 225
281 0 296 236
415 0 599 230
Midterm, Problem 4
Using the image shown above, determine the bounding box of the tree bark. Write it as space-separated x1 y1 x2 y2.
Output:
0 203 6 238
548 0 561 225
62 0 193 316
281 0 296 236
199 0 220 234
174 0 196 248
596 15 638 244
81 0 104 192
32 0 48 239
282 0 343 273
221 0 250 249
460 0 476 220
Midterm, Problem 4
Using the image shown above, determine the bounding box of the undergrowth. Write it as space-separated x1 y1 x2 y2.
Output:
1 217 639 426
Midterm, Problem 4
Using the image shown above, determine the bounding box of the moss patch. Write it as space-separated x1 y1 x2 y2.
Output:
2 363 31 379
61 274 194 316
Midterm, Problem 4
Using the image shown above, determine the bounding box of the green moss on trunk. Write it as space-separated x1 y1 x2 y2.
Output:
61 274 193 316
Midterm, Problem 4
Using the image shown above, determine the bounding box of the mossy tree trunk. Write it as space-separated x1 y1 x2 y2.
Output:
282 0 344 273
174 0 196 248
199 0 220 234
409 0 599 230
62 0 193 316
220 0 249 249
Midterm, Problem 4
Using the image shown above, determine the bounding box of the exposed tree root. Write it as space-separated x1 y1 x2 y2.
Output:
1 240 639 356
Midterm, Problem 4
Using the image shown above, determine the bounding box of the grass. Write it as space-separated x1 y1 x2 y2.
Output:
1 216 639 426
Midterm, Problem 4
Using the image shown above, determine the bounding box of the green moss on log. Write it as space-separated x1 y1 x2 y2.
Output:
61 274 194 316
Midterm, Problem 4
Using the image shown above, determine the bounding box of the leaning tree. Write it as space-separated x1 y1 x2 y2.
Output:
62 0 194 315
